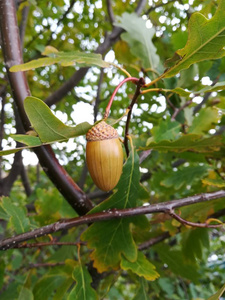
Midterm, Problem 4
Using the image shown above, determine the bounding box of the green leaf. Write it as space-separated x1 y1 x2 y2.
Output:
11 134 42 146
18 287 33 300
115 13 159 69
83 218 138 273
155 245 200 282
33 265 73 300
161 165 208 190
197 80 225 93
164 87 191 97
144 134 222 153
207 283 225 300
0 146 34 156
182 228 209 263
158 278 175 297
34 188 63 225
0 260 5 291
133 278 149 300
121 251 159 281
10 51 110 72
68 263 98 300
164 0 225 77
24 96 92 143
151 118 181 143
0 197 30 234
0 97 92 156
81 147 149 272
188 107 220 134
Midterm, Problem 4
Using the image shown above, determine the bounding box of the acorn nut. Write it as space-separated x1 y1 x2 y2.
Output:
86 121 123 191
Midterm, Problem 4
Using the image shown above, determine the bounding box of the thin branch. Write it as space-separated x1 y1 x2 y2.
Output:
168 210 224 228
106 0 115 25
1 190 225 250
1 152 22 196
139 150 152 164
94 68 105 122
193 77 220 114
138 232 170 250
171 99 192 121
28 262 65 269
124 78 145 156
15 241 85 249
46 0 76 45
20 164 32 196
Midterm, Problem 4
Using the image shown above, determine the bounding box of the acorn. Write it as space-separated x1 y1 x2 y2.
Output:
86 121 123 191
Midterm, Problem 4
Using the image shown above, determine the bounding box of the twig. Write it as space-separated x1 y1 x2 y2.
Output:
139 150 152 164
193 77 220 114
28 262 65 269
94 68 105 122
171 99 193 121
124 78 145 156
20 164 32 196
168 209 224 228
138 232 170 250
15 241 86 249
1 190 225 250
106 0 115 24
46 0 76 45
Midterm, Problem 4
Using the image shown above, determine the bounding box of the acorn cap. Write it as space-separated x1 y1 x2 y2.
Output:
86 121 119 141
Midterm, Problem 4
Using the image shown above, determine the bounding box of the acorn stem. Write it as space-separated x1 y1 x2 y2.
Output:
104 77 139 119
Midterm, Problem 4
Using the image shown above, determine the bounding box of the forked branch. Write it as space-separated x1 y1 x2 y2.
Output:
0 190 224 250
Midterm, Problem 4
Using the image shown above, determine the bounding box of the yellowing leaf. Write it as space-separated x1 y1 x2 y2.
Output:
207 283 225 300
121 251 159 281
202 178 225 187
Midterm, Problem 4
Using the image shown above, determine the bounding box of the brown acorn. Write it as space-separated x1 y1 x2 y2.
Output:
86 121 123 191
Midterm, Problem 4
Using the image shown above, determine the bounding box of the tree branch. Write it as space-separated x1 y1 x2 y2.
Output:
0 0 93 215
1 190 224 250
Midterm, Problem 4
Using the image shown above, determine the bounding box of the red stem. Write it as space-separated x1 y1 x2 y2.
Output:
104 77 139 118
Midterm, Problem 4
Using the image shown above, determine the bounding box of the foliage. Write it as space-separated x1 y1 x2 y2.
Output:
0 0 225 299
